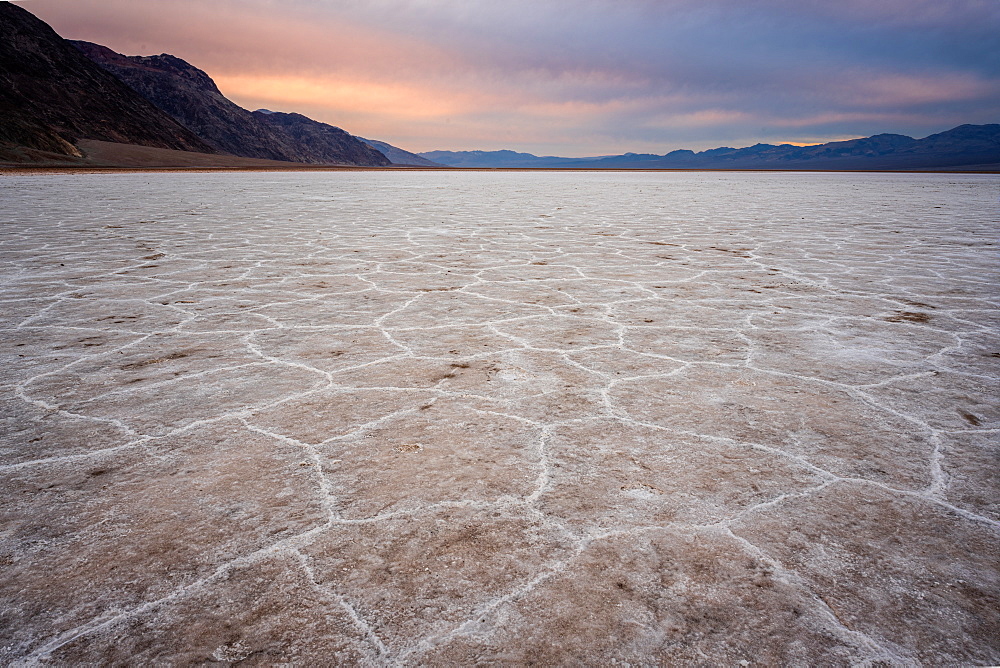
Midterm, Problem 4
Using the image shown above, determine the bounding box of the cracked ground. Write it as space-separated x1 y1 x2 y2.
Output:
1 170 998 665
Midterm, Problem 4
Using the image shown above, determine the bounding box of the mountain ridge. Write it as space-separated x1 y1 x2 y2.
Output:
356 137 443 167
73 40 389 166
0 2 214 163
1 2 995 171
422 125 1000 170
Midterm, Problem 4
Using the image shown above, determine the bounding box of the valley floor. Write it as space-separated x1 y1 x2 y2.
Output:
1 171 997 665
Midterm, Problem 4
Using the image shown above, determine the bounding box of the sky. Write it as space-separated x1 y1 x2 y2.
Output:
19 0 1000 156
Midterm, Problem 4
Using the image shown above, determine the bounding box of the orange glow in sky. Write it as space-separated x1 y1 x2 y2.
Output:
21 0 1000 156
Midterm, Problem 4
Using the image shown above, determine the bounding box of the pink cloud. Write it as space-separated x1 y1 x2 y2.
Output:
23 0 999 155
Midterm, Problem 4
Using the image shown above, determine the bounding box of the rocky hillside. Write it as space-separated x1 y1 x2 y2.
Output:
74 41 389 166
0 2 213 161
252 110 390 166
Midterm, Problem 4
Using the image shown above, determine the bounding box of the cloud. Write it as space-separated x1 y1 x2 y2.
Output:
26 0 1000 155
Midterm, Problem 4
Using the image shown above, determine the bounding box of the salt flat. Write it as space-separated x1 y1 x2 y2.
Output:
1 170 997 665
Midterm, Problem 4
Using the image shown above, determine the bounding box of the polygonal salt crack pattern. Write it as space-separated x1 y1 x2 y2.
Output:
0 171 998 665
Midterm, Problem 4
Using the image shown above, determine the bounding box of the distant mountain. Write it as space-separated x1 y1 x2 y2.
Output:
419 149 587 168
73 41 388 166
0 2 213 162
357 137 443 167
422 126 1000 170
2 3 995 171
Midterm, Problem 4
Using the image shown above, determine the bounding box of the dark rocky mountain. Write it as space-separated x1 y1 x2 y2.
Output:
357 137 443 167
423 125 1000 170
0 2 213 162
250 110 390 166
74 41 388 166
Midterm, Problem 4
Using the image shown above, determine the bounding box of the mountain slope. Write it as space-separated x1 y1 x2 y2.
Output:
357 137 442 167
422 125 1000 170
253 111 389 166
74 41 388 166
0 2 213 161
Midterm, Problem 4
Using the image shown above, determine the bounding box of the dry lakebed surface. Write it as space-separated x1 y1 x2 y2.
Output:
0 170 998 665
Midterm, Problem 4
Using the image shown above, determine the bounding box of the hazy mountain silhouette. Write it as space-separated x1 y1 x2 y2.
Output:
356 137 443 167
419 149 584 168
422 126 1000 170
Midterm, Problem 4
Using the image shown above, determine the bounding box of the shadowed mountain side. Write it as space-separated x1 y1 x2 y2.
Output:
0 2 213 161
422 125 1000 170
356 138 443 167
73 41 388 166
252 111 389 166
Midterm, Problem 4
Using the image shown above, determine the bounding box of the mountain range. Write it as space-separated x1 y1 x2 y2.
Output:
0 1 996 171
421 126 1000 170
0 2 429 167
72 41 390 167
